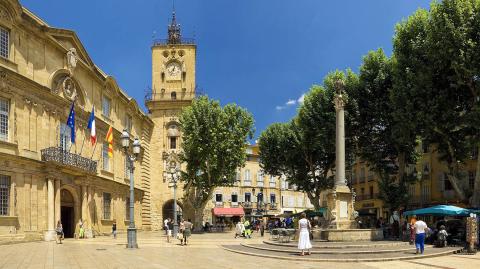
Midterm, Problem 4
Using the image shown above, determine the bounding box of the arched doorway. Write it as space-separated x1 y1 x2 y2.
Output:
162 200 183 223
61 189 75 238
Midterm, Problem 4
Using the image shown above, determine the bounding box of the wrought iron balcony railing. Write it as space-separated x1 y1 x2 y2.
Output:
41 147 97 174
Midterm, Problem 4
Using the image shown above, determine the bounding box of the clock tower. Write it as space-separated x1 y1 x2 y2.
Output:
146 11 196 230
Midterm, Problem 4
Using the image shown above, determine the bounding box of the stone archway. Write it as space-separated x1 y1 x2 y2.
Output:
162 199 183 224
60 186 80 238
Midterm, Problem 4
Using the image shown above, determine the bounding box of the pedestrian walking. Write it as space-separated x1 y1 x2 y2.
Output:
298 213 312 256
164 218 170 235
166 219 173 243
235 221 244 238
182 219 193 245
414 217 428 254
179 219 185 245
244 219 252 238
55 220 64 244
409 215 417 245
78 219 85 239
260 219 265 237
112 221 117 239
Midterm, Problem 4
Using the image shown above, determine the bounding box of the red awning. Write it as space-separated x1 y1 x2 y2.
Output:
212 207 245 217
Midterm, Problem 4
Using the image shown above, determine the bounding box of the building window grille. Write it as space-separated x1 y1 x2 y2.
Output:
125 197 130 220
270 194 276 204
0 27 9 59
0 175 10 216
269 176 276 187
170 137 177 149
360 167 366 183
103 193 112 220
102 96 111 117
257 171 264 187
244 169 251 186
59 123 71 151
125 114 132 133
0 98 9 141
102 142 110 171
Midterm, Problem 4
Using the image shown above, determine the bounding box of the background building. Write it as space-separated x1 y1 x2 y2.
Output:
207 144 314 227
351 141 478 226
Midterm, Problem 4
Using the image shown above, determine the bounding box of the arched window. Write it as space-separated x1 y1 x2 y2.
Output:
171 91 177 100
167 124 179 149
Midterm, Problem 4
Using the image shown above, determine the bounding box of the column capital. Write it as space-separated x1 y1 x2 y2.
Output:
333 94 346 111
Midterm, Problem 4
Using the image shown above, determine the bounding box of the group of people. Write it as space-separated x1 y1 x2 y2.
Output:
234 218 267 238
233 213 313 256
163 218 193 245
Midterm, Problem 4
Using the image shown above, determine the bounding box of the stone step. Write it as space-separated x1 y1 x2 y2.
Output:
222 244 462 262
243 243 433 254
263 239 409 249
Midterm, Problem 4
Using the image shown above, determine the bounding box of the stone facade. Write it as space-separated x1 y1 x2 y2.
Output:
0 0 153 240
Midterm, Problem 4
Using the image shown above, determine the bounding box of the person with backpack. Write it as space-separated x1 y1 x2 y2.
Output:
436 225 448 247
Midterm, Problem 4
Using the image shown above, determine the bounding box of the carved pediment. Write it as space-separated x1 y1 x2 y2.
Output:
48 32 93 68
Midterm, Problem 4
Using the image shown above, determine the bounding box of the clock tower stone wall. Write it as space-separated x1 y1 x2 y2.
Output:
146 12 196 230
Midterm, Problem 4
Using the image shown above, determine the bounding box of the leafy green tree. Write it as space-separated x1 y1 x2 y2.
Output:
393 0 480 203
180 96 254 230
353 49 418 212
259 71 358 210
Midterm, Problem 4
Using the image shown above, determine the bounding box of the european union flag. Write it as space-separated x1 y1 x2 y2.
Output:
67 102 75 144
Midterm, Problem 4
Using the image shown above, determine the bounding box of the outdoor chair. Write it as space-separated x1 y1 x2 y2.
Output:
270 228 280 240
279 229 291 243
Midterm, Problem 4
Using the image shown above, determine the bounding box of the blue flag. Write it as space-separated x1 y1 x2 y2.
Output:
67 102 75 144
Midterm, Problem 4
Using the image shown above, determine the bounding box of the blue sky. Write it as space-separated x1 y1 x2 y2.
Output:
21 0 431 139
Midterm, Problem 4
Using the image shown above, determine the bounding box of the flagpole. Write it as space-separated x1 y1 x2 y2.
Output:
79 132 86 156
90 141 97 160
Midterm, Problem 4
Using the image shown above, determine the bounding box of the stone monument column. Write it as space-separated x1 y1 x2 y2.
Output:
326 79 356 231
335 87 346 187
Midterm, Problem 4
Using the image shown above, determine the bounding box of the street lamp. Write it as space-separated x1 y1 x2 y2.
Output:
166 160 181 238
121 129 141 249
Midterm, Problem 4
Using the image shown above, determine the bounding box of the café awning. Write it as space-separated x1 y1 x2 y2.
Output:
212 207 245 217
403 205 471 217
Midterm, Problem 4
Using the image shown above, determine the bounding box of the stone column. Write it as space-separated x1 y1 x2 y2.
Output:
44 178 55 241
81 184 88 222
54 180 61 225
334 94 346 187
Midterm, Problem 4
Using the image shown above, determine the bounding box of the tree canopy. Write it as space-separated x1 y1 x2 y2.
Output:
259 71 357 210
180 96 254 230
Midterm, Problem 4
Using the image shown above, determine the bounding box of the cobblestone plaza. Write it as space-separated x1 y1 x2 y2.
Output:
0 232 479 269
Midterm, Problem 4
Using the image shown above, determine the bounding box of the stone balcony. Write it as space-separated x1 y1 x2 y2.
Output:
41 147 97 174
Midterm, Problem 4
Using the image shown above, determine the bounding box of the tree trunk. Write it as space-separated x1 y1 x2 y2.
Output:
193 207 205 233
471 145 480 207
446 166 466 201
306 192 321 211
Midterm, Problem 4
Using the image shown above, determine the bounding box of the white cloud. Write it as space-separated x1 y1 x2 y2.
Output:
298 93 305 104
275 93 306 111
286 99 296 106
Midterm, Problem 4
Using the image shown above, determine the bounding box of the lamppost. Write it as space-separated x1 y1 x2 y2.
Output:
120 130 141 249
165 160 180 237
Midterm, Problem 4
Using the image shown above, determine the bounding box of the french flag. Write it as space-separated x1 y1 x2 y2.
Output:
87 106 96 145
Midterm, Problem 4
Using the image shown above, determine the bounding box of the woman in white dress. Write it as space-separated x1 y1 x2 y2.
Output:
297 213 312 256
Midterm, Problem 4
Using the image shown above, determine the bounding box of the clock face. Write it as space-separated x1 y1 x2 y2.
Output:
166 62 182 80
